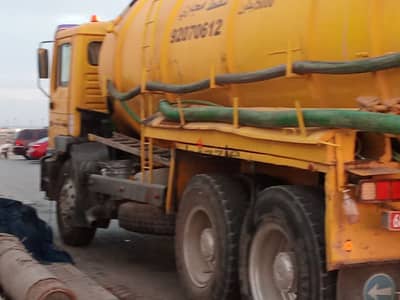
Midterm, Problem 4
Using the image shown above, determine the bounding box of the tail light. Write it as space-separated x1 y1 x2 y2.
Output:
15 140 23 146
359 180 400 202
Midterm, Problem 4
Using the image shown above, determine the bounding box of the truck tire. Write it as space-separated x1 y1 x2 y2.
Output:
175 174 248 300
56 161 96 246
239 186 336 300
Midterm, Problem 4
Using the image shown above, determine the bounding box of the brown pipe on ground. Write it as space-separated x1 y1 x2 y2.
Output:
0 234 76 300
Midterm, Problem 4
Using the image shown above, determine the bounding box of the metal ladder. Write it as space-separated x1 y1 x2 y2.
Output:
88 133 170 168
141 0 162 82
141 136 154 183
140 0 163 182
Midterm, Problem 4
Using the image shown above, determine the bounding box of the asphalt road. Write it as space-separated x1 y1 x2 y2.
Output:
0 157 186 300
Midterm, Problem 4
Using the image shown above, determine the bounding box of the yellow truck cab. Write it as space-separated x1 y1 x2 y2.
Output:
44 22 109 146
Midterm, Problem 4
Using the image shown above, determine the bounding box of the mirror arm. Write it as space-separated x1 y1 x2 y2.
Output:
39 40 54 47
37 77 50 98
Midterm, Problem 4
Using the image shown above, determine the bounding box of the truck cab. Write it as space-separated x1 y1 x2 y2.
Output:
39 21 109 148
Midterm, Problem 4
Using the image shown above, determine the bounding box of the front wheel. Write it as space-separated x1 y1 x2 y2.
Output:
56 162 96 246
175 174 248 300
240 186 336 300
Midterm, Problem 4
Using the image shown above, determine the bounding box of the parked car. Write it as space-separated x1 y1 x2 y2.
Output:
13 129 48 158
26 137 48 160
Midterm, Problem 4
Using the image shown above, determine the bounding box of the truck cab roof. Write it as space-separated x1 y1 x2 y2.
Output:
55 21 110 40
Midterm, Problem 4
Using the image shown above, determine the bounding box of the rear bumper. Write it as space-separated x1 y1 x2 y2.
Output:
27 148 45 160
27 150 40 160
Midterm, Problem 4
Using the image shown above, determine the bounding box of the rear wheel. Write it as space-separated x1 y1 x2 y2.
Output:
175 174 248 300
240 186 336 300
56 161 96 246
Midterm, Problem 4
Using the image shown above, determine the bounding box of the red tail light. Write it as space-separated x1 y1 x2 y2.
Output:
376 181 391 200
359 180 400 202
15 140 23 146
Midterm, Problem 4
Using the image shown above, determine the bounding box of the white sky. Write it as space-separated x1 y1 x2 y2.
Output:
0 0 129 127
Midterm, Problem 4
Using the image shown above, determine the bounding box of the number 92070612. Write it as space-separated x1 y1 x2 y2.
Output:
170 19 223 43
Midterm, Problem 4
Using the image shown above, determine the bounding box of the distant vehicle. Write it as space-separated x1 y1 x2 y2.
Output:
0 142 12 159
13 129 47 158
26 137 48 160
0 128 18 145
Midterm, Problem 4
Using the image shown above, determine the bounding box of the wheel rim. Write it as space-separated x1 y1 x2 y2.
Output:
249 222 297 300
183 206 216 288
58 178 77 229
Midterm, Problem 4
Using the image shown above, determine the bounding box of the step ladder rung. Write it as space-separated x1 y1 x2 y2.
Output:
89 133 169 167
123 141 140 145
153 150 167 155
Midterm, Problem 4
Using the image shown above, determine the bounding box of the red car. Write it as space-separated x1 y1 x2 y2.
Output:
13 128 48 157
26 137 48 160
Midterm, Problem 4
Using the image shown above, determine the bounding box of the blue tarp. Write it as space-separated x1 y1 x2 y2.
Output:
0 198 72 264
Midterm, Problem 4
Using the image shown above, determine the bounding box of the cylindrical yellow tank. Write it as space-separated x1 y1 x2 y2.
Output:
99 0 400 133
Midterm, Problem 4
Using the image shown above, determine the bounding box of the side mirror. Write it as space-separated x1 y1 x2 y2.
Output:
38 48 49 79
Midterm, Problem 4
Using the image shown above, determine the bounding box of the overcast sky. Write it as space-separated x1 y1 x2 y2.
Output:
0 0 128 127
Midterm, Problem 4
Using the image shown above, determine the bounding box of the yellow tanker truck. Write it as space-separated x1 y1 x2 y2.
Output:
38 1 400 299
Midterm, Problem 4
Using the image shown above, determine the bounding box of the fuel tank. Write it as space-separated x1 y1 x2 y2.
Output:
99 0 400 133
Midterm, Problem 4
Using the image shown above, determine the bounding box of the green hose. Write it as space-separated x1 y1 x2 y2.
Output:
393 151 400 162
159 100 400 135
120 101 141 123
108 52 400 102
117 99 218 123
108 52 400 133
180 99 220 106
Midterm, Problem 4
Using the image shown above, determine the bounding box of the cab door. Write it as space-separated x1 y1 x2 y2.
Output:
49 37 73 145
